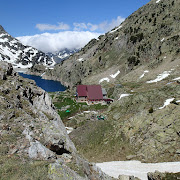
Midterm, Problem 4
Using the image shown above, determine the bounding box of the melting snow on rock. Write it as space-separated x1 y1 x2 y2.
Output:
77 58 84 62
110 70 120 78
159 98 175 109
118 94 131 100
65 127 74 134
156 0 161 3
139 70 149 79
146 71 171 83
173 77 180 81
99 77 110 83
109 25 122 33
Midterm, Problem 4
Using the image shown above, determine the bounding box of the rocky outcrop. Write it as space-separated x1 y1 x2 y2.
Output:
147 171 180 180
0 62 117 179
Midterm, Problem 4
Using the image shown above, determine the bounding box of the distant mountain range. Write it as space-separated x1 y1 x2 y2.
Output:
46 49 79 63
0 25 55 69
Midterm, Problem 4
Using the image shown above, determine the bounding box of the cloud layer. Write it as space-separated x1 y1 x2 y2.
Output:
17 16 125 53
17 31 101 53
73 16 125 32
36 22 70 31
35 16 125 32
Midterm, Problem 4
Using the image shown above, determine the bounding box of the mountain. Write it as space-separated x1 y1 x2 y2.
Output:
46 48 79 64
0 25 55 69
45 0 180 88
43 0 180 164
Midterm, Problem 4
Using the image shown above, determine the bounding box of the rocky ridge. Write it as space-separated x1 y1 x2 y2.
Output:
0 25 55 69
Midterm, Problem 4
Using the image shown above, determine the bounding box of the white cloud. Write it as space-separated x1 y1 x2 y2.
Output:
17 31 101 53
36 22 70 31
17 16 125 53
73 23 88 31
73 16 125 32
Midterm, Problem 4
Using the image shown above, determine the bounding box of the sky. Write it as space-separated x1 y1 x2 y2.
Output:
0 0 150 53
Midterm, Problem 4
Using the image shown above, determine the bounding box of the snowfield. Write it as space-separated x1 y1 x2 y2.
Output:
0 31 55 69
96 161 180 180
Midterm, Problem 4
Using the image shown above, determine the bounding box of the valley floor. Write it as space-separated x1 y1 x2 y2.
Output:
96 160 180 180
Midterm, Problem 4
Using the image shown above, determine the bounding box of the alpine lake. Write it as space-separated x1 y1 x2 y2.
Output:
18 72 66 92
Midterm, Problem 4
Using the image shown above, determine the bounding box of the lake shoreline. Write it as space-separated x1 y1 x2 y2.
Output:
18 72 66 92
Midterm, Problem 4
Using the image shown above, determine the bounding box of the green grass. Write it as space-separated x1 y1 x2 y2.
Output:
51 92 108 121
70 120 135 162
163 172 180 180
0 155 50 180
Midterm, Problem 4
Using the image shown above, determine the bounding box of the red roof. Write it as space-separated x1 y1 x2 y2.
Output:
77 85 87 97
87 85 103 100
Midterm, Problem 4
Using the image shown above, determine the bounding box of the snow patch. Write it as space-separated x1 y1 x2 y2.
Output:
118 94 131 100
83 111 98 114
173 77 180 81
161 38 165 42
159 98 174 109
110 70 120 78
146 71 171 83
139 70 149 79
99 77 110 83
156 0 161 3
96 161 180 180
41 72 46 77
65 127 73 134
77 58 84 62
109 25 122 33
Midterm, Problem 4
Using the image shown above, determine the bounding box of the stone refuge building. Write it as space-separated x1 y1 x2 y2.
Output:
76 85 113 104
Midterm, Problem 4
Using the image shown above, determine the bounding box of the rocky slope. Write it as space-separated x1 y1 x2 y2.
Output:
42 0 180 165
0 25 55 69
0 61 114 180
45 0 180 88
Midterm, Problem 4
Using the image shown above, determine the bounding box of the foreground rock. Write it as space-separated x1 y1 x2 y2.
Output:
0 61 114 179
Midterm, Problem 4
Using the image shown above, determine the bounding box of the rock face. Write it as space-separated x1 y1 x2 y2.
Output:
45 0 180 88
0 25 55 69
0 61 114 179
0 61 75 158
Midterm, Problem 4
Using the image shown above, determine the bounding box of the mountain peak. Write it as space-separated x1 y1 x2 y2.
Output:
0 25 55 69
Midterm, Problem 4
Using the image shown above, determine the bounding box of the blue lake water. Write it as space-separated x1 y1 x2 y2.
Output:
19 72 66 92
